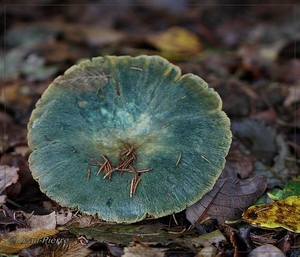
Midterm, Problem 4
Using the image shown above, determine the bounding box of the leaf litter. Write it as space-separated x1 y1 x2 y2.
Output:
1 3 299 257
186 176 267 225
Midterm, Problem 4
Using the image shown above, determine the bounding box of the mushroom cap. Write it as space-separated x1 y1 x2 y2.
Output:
27 55 231 223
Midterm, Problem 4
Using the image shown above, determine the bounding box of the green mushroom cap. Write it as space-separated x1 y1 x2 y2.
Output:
27 55 232 223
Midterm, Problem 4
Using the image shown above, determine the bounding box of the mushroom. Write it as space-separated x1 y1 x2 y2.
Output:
27 55 232 223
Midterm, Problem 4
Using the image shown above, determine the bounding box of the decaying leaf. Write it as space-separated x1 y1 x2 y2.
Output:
0 165 19 194
0 228 58 254
69 221 172 246
231 119 292 188
23 211 56 229
56 209 74 226
42 238 91 257
283 84 300 107
69 220 219 252
188 229 226 249
221 140 253 179
122 244 164 257
242 196 300 233
248 244 285 257
147 27 202 60
194 246 217 257
0 195 6 204
186 176 267 225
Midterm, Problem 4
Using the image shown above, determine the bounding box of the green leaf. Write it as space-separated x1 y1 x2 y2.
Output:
268 178 300 200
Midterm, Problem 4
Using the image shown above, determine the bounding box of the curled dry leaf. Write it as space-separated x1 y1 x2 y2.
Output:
23 211 56 229
0 165 19 194
186 176 267 225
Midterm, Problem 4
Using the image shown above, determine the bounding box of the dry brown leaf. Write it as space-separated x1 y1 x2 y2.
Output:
248 244 285 257
63 24 124 47
186 176 267 224
122 244 164 257
56 209 74 225
65 213 105 228
57 238 91 257
0 228 58 254
188 229 226 249
0 194 6 204
23 211 56 229
194 246 217 257
0 165 19 193
283 84 300 107
221 140 253 179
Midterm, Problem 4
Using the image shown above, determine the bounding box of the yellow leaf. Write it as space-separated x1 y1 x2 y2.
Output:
242 196 300 233
0 228 59 254
147 27 202 60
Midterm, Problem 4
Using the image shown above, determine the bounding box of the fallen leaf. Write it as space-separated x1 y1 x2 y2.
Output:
0 228 58 254
283 84 300 107
186 176 267 225
69 221 170 246
194 246 217 257
147 27 202 60
268 178 300 200
122 244 164 257
221 140 253 179
69 220 210 252
188 229 226 249
0 195 6 204
63 24 124 47
0 165 19 194
23 211 56 229
56 209 74 226
242 196 300 233
39 238 91 257
1 154 43 202
248 244 285 257
231 119 292 188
